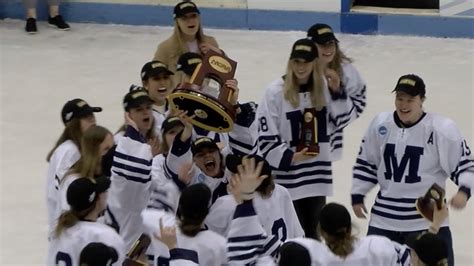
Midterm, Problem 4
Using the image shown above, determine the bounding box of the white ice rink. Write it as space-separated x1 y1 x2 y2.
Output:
1 19 473 265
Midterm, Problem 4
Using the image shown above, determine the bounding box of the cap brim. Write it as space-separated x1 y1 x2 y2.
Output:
76 106 102 118
148 68 174 77
192 142 219 155
312 34 338 45
162 119 184 133
290 51 316 62
127 97 153 109
392 85 420 96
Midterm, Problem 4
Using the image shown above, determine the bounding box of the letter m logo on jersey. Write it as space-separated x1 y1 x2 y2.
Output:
383 144 423 183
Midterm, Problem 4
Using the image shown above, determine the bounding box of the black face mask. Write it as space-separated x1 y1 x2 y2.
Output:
101 145 116 178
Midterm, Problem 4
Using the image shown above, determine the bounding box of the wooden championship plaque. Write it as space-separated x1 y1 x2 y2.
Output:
415 183 445 222
296 108 319 156
123 234 151 266
168 48 237 133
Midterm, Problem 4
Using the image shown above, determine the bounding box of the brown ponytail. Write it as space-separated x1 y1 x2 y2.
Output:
319 225 356 258
179 217 205 237
54 202 96 238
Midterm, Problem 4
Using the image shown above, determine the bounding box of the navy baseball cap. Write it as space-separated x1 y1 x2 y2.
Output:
66 177 111 212
307 23 338 44
61 99 102 124
178 183 211 220
161 116 184 134
123 89 153 111
392 74 426 97
406 232 448 265
177 52 203 76
79 242 118 265
290 39 318 62
191 137 219 156
141 61 173 81
319 203 351 236
225 154 272 178
174 1 200 18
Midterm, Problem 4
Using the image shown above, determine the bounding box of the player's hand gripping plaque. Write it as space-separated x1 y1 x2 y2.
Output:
168 48 237 133
415 183 445 222
123 234 151 266
296 108 319 156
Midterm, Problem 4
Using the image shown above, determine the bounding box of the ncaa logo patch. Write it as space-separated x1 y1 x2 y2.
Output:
378 126 387 135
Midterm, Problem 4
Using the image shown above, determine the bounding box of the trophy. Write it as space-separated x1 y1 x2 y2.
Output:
296 108 319 156
168 48 237 133
123 234 151 266
415 183 445 222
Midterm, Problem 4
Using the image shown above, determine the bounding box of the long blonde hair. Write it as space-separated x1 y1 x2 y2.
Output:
171 18 206 56
67 125 111 179
283 59 326 110
327 43 352 77
47 118 83 162
54 201 97 237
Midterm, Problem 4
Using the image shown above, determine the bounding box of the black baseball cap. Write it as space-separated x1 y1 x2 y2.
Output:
178 183 211 220
61 99 102 124
123 89 153 111
174 1 200 19
191 137 219 156
392 74 426 97
319 203 351 236
161 116 184 134
141 61 174 81
66 177 111 212
406 232 448 265
177 52 203 76
307 23 338 44
79 242 118 265
290 39 318 62
225 154 272 178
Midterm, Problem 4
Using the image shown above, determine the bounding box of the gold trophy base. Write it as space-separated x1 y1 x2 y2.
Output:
169 83 236 133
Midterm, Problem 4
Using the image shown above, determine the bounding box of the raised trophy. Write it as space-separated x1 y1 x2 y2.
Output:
415 183 445 222
168 48 237 133
296 108 319 156
123 234 151 266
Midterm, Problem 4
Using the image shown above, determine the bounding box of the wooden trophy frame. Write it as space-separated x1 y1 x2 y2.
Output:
296 108 320 156
168 48 237 133
123 234 151 266
415 183 445 222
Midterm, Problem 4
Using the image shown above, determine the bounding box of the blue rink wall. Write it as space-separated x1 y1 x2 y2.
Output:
1 0 473 38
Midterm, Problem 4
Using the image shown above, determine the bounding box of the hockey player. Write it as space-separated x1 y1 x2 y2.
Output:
307 23 367 159
57 125 114 216
48 177 125 265
46 98 102 236
140 61 174 137
154 184 227 265
256 38 365 239
351 74 473 266
205 154 304 258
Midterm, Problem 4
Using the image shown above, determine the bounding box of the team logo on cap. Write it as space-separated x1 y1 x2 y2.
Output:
88 192 96 203
152 62 167 69
65 112 73 121
188 58 202 65
317 28 332 35
179 2 195 9
294 45 312 52
399 78 416 86
76 100 87 107
132 91 148 98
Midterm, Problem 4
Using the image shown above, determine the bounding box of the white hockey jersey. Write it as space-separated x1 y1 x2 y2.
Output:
206 184 304 257
226 200 410 266
46 140 81 235
352 112 473 231
283 236 410 266
47 221 125 266
106 126 153 250
257 72 365 199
